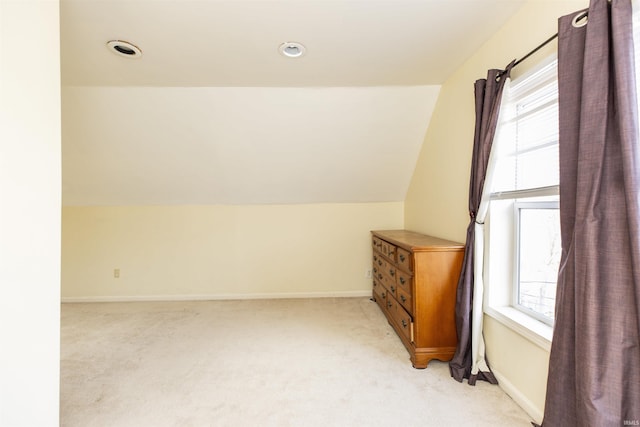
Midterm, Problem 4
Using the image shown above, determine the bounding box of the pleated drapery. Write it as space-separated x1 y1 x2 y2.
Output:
542 0 640 424
449 61 514 385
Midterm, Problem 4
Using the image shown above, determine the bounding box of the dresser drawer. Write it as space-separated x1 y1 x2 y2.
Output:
372 237 383 252
396 302 413 343
374 257 385 281
386 264 397 282
372 253 381 278
387 281 398 298
389 297 413 342
374 257 388 282
380 269 396 292
372 277 382 296
397 287 413 314
373 252 384 269
381 241 396 262
373 279 387 312
397 247 412 272
373 252 382 265
396 270 412 294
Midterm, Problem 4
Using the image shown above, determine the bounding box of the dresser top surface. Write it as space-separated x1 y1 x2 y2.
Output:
372 230 464 252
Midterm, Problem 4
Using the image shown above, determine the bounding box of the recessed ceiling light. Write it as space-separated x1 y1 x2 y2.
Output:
106 40 142 58
279 42 306 58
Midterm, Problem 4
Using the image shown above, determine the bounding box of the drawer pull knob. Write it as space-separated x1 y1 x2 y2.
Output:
387 300 392 308
378 273 383 280
400 277 405 285
401 295 406 303
390 286 395 292
401 319 407 328
389 269 395 277
378 260 382 266
373 267 377 273
400 254 405 262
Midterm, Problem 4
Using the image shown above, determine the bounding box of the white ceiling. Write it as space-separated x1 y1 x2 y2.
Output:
61 0 524 87
60 0 525 205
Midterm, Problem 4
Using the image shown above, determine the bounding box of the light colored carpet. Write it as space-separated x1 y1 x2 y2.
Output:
60 298 532 427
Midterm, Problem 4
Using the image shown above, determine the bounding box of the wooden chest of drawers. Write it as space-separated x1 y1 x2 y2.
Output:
371 230 464 369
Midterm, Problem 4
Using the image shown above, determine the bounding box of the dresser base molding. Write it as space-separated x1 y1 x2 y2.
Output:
410 347 457 369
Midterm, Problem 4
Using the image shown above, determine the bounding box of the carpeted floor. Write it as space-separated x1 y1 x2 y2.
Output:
60 297 533 426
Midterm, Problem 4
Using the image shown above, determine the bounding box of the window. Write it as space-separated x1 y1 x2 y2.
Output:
488 56 560 327
486 5 640 338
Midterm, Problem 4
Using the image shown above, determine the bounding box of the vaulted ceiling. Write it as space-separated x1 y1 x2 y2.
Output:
61 0 524 205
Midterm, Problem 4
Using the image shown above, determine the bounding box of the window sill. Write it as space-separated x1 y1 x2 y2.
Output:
485 306 552 352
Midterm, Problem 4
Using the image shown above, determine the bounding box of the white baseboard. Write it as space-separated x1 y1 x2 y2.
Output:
492 367 543 424
61 290 372 303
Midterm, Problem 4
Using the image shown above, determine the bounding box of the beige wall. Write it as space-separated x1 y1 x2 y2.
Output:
62 203 403 300
0 1 61 425
404 0 585 422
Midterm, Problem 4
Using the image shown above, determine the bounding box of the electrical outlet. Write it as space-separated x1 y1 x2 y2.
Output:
114 268 120 279
365 268 372 279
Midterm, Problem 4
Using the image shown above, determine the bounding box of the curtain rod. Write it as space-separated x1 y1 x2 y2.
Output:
501 10 589 77
512 33 558 69
497 33 557 79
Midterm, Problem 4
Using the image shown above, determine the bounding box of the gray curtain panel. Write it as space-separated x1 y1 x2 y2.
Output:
543 0 640 425
449 62 513 385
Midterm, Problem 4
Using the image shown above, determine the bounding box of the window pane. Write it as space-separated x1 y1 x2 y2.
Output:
514 103 558 152
518 208 561 322
515 144 559 190
492 144 559 193
491 58 559 194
